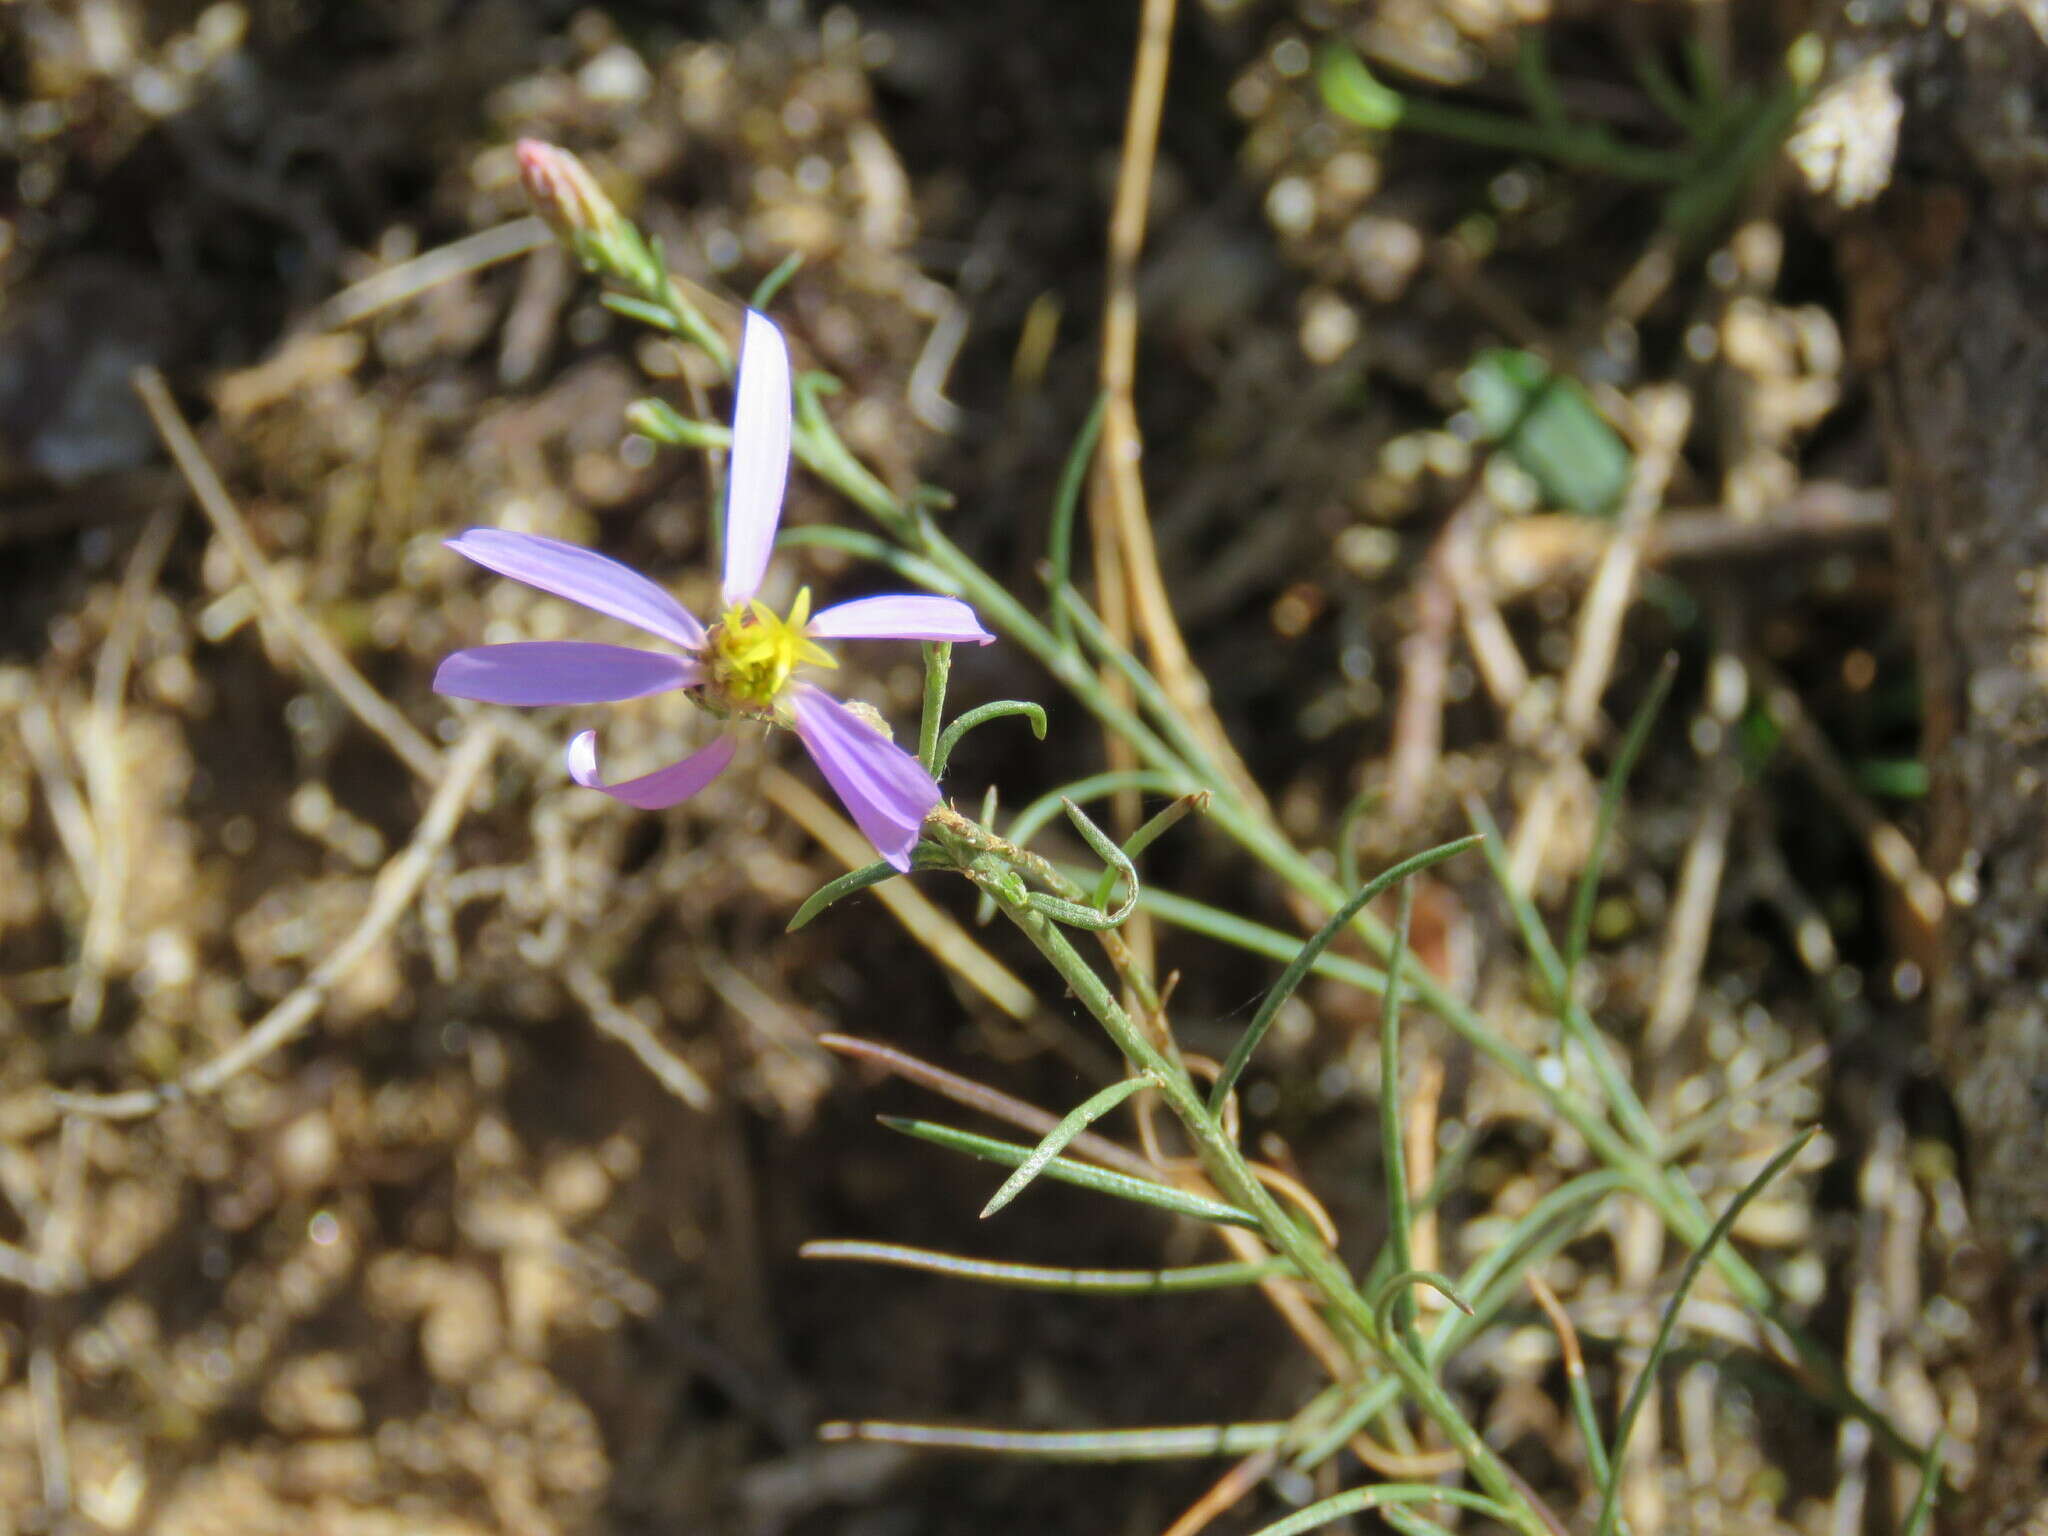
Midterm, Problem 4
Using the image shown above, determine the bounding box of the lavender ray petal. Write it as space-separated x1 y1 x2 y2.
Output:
566 729 737 810
807 594 995 646
788 685 939 872
720 310 793 606
446 528 704 649
434 644 699 706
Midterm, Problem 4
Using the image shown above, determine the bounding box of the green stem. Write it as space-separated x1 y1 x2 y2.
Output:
981 881 1549 1536
917 641 952 774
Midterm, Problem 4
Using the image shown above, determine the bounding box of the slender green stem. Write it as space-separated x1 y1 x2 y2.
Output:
1379 881 1422 1352
1047 393 1107 650
917 641 952 774
981 880 1550 1535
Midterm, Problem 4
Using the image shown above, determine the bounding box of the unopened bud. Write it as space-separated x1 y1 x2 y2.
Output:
516 140 616 240
514 138 660 292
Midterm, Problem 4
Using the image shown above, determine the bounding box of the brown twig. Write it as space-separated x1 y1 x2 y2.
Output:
1159 1449 1279 1536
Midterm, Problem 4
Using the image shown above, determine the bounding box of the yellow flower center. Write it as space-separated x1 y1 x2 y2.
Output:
703 586 836 715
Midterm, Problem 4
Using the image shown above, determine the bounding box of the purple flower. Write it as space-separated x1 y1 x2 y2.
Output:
434 310 992 870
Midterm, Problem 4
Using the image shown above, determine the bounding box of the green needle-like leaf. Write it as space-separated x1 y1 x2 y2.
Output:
878 1116 1260 1229
1046 393 1108 649
1565 653 1677 990
787 860 901 932
982 1075 1156 1218
800 1240 1291 1294
1902 1429 1945 1536
748 250 804 310
821 1419 1289 1460
931 700 1049 781
1596 1127 1817 1536
1211 837 1480 1113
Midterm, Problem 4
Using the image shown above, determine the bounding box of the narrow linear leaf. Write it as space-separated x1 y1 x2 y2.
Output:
788 860 899 932
820 1419 1288 1461
1565 653 1676 989
1381 1508 1464 1536
1334 786 1381 895
879 1116 1261 1230
800 1241 1291 1294
625 398 730 449
1061 797 1139 925
1902 1428 1945 1536
1007 770 1191 850
1370 1268 1474 1346
982 1075 1157 1218
749 250 804 310
1596 1127 1817 1536
932 700 1048 780
1092 792 1208 910
1379 882 1421 1346
1211 837 1481 1113
600 291 683 333
1046 393 1108 648
1246 1486 1515 1536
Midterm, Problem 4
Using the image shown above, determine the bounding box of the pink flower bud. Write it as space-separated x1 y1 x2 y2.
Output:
514 139 620 244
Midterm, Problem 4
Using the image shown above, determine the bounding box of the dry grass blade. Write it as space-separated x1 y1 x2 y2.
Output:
131 365 445 784
73 503 182 1030
563 961 713 1110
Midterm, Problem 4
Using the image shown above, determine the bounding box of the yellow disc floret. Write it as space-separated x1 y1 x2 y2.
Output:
703 586 836 716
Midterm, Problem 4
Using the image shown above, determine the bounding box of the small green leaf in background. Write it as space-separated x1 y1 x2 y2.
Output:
1458 349 1632 517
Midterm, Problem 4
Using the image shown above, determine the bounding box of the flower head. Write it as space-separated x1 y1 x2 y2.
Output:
434 310 992 869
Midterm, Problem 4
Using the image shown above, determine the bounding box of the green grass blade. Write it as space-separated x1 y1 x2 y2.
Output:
981 1075 1157 1218
1046 393 1108 650
932 700 1048 780
799 1240 1291 1294
1595 1127 1816 1536
1902 1428 1945 1536
879 1116 1261 1229
1334 785 1381 895
1564 654 1676 991
1465 794 1661 1153
1370 1268 1473 1346
748 250 804 310
1210 837 1481 1113
1379 880 1421 1346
